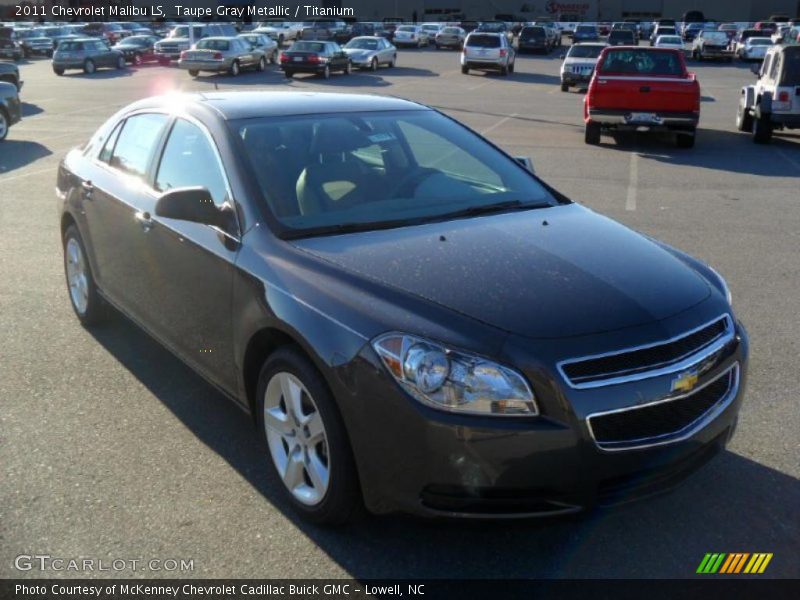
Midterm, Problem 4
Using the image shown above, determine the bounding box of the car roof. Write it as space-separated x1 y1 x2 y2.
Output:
128 92 429 121
199 36 239 41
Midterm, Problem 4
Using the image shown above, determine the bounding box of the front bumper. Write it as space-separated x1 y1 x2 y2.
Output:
338 312 747 518
562 70 593 85
178 59 231 72
154 49 185 61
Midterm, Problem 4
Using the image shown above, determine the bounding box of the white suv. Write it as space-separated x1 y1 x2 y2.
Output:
736 45 800 143
461 32 515 75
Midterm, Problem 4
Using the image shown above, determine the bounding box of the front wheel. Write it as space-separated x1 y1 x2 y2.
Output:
188 69 199 77
584 121 601 145
344 61 351 75
284 70 294 79
561 82 569 92
675 128 696 148
753 113 772 144
83 59 95 74
370 57 378 71
63 225 105 326
256 348 361 524
736 99 753 132
461 65 469 74
229 60 240 76
0 108 8 141
132 52 142 66
53 66 65 76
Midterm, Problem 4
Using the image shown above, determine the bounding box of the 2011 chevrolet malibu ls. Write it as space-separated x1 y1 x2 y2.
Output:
57 92 748 524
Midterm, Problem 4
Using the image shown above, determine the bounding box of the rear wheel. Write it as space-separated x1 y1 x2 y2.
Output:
675 128 696 148
344 61 351 75
256 348 361 524
116 55 125 69
284 70 294 78
321 65 330 79
501 65 509 76
753 112 773 144
561 82 569 92
83 59 95 74
257 56 266 71
188 69 199 77
508 61 515 74
269 50 278 64
132 52 142 66
0 109 8 141
461 65 469 74
63 225 105 326
584 121 601 145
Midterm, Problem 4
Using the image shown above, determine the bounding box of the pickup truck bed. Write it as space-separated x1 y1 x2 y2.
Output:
584 46 701 148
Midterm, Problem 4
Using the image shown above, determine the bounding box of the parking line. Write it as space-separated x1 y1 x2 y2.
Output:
468 80 492 91
626 153 639 211
481 113 518 135
0 165 57 184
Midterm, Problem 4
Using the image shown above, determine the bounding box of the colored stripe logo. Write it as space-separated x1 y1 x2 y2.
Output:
697 553 773 574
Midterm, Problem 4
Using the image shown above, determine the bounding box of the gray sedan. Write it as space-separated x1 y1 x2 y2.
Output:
178 36 267 77
237 33 279 64
342 36 397 70
0 80 22 141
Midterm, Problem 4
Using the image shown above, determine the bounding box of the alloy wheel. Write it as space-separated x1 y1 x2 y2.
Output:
65 238 89 315
263 372 330 506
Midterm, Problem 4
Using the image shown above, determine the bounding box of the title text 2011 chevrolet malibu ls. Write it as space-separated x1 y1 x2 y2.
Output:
57 92 748 524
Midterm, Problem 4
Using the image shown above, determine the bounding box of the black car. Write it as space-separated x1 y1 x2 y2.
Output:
0 61 22 90
517 26 549 53
112 35 160 65
0 38 23 61
57 92 748 524
280 41 351 78
607 29 635 46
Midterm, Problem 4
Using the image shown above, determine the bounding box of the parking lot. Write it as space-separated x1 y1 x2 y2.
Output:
1 44 799 579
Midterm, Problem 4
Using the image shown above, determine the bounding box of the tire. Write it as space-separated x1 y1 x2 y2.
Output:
269 50 278 64
675 128 696 148
53 67 65 76
188 69 199 77
133 52 142 66
229 60 240 76
461 65 469 74
344 61 351 75
753 112 772 144
370 57 378 71
561 82 569 92
584 121 601 145
0 108 8 142
501 65 509 76
116 55 125 69
389 55 396 67
736 99 753 132
508 61 514 74
83 59 95 75
257 56 266 72
284 70 294 79
63 225 105 326
321 65 330 79
256 347 361 525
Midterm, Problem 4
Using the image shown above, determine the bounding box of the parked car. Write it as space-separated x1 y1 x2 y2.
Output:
393 25 430 48
238 33 279 64
112 35 160 65
650 25 677 45
179 37 267 77
0 37 22 60
517 25 551 53
342 36 396 70
154 24 238 64
56 99 745 524
754 21 778 36
682 22 705 42
52 38 126 75
607 29 635 46
15 29 55 57
300 19 349 43
279 40 351 79
691 30 734 62
560 42 606 91
736 45 800 143
771 25 792 44
531 21 562 48
0 80 21 141
254 20 302 46
434 26 465 50
81 23 126 45
574 24 600 42
655 35 685 51
420 23 443 39
0 61 22 90
737 37 772 61
461 32 515 75
33 26 79 50
584 47 701 148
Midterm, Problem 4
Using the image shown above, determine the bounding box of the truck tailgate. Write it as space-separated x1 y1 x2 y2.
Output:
591 76 699 113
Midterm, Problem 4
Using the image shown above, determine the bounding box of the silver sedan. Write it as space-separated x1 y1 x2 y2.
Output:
178 36 267 77
238 33 279 64
342 36 397 70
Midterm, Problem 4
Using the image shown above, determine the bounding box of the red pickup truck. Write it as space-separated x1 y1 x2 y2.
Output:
583 46 701 148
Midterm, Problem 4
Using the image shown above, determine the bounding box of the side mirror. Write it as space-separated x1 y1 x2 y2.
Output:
514 156 534 173
155 187 228 229
750 63 760 75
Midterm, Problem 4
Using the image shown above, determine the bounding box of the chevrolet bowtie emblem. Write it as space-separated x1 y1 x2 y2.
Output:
672 370 699 393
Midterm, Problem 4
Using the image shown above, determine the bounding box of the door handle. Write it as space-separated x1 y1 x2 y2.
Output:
134 211 153 232
81 180 94 198
640 86 651 92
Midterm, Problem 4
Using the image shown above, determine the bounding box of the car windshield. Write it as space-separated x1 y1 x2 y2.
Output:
658 36 682 44
749 38 772 45
600 49 683 75
232 110 556 237
568 45 603 58
197 39 230 51
702 32 728 43
290 41 326 52
467 34 501 47
346 38 379 49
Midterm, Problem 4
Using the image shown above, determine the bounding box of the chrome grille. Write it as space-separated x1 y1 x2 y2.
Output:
558 315 733 389
587 364 739 451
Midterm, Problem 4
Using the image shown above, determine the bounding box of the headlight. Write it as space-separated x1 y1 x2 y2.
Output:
372 333 538 416
709 266 733 306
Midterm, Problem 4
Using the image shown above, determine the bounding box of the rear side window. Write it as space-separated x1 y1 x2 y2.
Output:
467 34 501 48
600 49 683 76
108 113 169 179
59 42 83 51
780 48 800 84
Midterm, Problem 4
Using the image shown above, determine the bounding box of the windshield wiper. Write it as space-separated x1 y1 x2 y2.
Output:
441 200 551 219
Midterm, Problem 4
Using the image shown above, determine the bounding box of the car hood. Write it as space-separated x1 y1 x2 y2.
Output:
343 48 374 57
291 204 712 339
